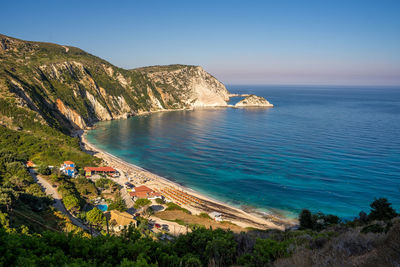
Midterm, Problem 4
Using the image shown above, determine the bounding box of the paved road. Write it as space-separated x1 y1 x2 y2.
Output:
30 169 99 236
108 171 135 210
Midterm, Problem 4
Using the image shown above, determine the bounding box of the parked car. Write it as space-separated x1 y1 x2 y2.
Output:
155 224 161 229
124 182 134 189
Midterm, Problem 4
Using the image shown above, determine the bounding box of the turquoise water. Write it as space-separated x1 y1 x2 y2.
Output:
96 204 108 212
87 85 400 219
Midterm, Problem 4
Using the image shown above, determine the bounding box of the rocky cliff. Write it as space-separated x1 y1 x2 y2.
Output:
235 95 274 107
0 34 229 133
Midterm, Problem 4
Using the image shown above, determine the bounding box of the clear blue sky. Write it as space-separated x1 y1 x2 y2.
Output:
2 0 400 85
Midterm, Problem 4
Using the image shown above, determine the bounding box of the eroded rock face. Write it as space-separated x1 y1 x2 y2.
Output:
0 34 232 131
140 65 229 108
235 95 274 107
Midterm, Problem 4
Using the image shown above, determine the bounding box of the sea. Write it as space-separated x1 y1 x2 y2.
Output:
86 85 400 219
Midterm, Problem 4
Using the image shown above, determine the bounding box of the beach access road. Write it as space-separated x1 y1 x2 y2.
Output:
107 169 135 209
29 169 99 236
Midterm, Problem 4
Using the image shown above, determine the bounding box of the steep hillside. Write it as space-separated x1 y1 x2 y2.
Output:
0 34 229 133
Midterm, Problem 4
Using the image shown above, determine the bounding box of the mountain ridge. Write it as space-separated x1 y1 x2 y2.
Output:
0 34 230 133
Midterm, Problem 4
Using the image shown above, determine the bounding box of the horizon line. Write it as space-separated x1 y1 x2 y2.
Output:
225 83 400 88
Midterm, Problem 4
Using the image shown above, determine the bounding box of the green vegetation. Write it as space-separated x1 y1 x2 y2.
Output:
62 195 80 211
368 197 397 221
198 212 211 219
134 198 151 210
86 207 106 226
155 198 165 204
108 192 127 212
299 209 340 231
73 177 98 198
165 202 191 214
37 165 51 175
95 177 117 190
0 126 98 168
0 34 400 266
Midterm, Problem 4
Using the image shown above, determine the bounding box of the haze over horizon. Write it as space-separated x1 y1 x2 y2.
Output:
3 0 400 86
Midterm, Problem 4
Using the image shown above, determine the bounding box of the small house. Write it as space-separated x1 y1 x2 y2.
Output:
209 212 223 222
60 161 77 177
64 167 76 177
105 210 137 231
63 161 75 168
26 161 36 168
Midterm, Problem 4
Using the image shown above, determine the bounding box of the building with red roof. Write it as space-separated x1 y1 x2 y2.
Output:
129 185 162 200
26 161 36 168
60 161 76 177
84 166 117 177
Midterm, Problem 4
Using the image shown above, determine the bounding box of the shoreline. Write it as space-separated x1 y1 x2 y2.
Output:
79 129 297 231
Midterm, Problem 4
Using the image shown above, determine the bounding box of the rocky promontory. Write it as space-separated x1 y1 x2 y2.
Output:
235 95 274 107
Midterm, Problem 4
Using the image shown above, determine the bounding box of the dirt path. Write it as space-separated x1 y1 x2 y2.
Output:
30 169 99 236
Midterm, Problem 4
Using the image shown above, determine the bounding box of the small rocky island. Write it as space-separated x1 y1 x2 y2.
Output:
234 94 274 107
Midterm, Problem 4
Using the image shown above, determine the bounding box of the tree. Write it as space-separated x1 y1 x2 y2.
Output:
0 212 10 229
299 209 314 229
95 178 112 189
25 184 46 198
86 207 106 226
0 188 18 211
205 233 237 267
108 193 127 212
250 238 288 266
324 214 340 225
368 198 397 221
63 195 80 211
38 165 51 175
155 198 165 204
134 198 151 210
359 211 368 223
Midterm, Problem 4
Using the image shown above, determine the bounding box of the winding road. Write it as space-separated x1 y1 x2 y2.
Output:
30 169 99 236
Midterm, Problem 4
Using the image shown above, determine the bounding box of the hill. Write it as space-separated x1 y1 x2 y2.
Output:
0 34 229 132
0 34 399 266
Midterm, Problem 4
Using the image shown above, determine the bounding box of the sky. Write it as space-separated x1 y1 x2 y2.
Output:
2 0 400 85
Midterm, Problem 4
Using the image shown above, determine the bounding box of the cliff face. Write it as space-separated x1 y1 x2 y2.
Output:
235 95 274 107
0 34 229 133
135 65 229 107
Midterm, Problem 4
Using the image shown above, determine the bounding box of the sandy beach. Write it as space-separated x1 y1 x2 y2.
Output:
79 130 296 231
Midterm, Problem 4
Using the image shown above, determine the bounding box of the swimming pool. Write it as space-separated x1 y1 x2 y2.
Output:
96 204 108 212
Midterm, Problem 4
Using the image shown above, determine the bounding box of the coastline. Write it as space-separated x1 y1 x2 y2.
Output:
78 129 297 231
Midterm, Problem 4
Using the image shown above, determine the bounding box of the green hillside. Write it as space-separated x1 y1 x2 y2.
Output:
0 34 399 266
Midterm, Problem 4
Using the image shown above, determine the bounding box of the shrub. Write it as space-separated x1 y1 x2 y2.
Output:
324 214 340 225
251 238 288 265
63 195 80 211
108 193 127 212
37 165 51 175
155 198 165 204
86 207 106 225
299 209 313 229
198 212 211 219
368 198 397 221
134 198 151 209
361 224 385 234
165 202 191 214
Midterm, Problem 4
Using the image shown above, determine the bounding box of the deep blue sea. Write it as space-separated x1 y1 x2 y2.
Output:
86 85 400 219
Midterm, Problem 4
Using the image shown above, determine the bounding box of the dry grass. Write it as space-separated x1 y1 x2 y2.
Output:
155 210 246 232
274 220 400 267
